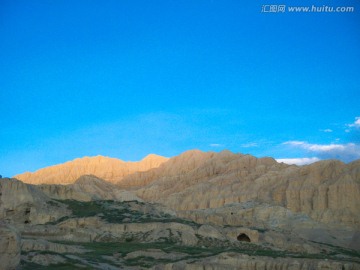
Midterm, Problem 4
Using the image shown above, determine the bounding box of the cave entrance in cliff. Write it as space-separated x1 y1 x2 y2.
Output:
237 233 251 242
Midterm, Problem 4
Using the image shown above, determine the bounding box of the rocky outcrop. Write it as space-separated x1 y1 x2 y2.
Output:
0 222 20 270
38 175 141 202
177 202 356 252
20 214 330 254
177 201 315 230
22 217 199 245
0 178 69 224
14 154 168 184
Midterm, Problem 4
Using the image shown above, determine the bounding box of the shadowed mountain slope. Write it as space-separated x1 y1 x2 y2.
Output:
37 175 141 202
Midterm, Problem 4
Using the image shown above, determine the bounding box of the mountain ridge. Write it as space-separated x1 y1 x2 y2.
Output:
12 150 360 229
14 154 169 185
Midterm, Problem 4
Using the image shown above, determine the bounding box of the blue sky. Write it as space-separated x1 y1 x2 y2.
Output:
1 0 359 176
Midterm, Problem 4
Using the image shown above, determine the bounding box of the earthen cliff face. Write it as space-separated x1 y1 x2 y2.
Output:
0 222 20 270
0 178 69 225
119 150 360 229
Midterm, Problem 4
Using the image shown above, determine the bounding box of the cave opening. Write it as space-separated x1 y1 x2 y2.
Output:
237 233 251 242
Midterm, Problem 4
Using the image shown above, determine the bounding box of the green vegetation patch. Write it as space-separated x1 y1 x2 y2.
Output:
48 199 201 228
79 240 290 268
309 241 360 262
20 261 91 270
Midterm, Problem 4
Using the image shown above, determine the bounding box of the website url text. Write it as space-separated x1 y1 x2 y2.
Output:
261 5 355 13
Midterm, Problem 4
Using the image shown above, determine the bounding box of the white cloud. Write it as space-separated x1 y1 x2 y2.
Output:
347 117 360 128
322 129 333 133
284 141 345 151
355 118 360 127
307 143 345 152
283 141 360 162
276 157 320 166
241 142 258 148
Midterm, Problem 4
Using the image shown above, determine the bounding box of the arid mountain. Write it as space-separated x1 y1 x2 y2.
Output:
3 150 360 269
14 154 168 185
118 150 360 229
12 149 360 229
2 176 359 269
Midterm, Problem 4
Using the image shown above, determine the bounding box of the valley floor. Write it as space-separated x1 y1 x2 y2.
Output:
17 200 360 270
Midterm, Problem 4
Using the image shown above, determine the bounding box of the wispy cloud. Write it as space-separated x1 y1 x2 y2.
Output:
283 141 360 162
241 142 258 148
210 143 224 147
321 129 333 133
284 141 345 152
276 157 320 166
